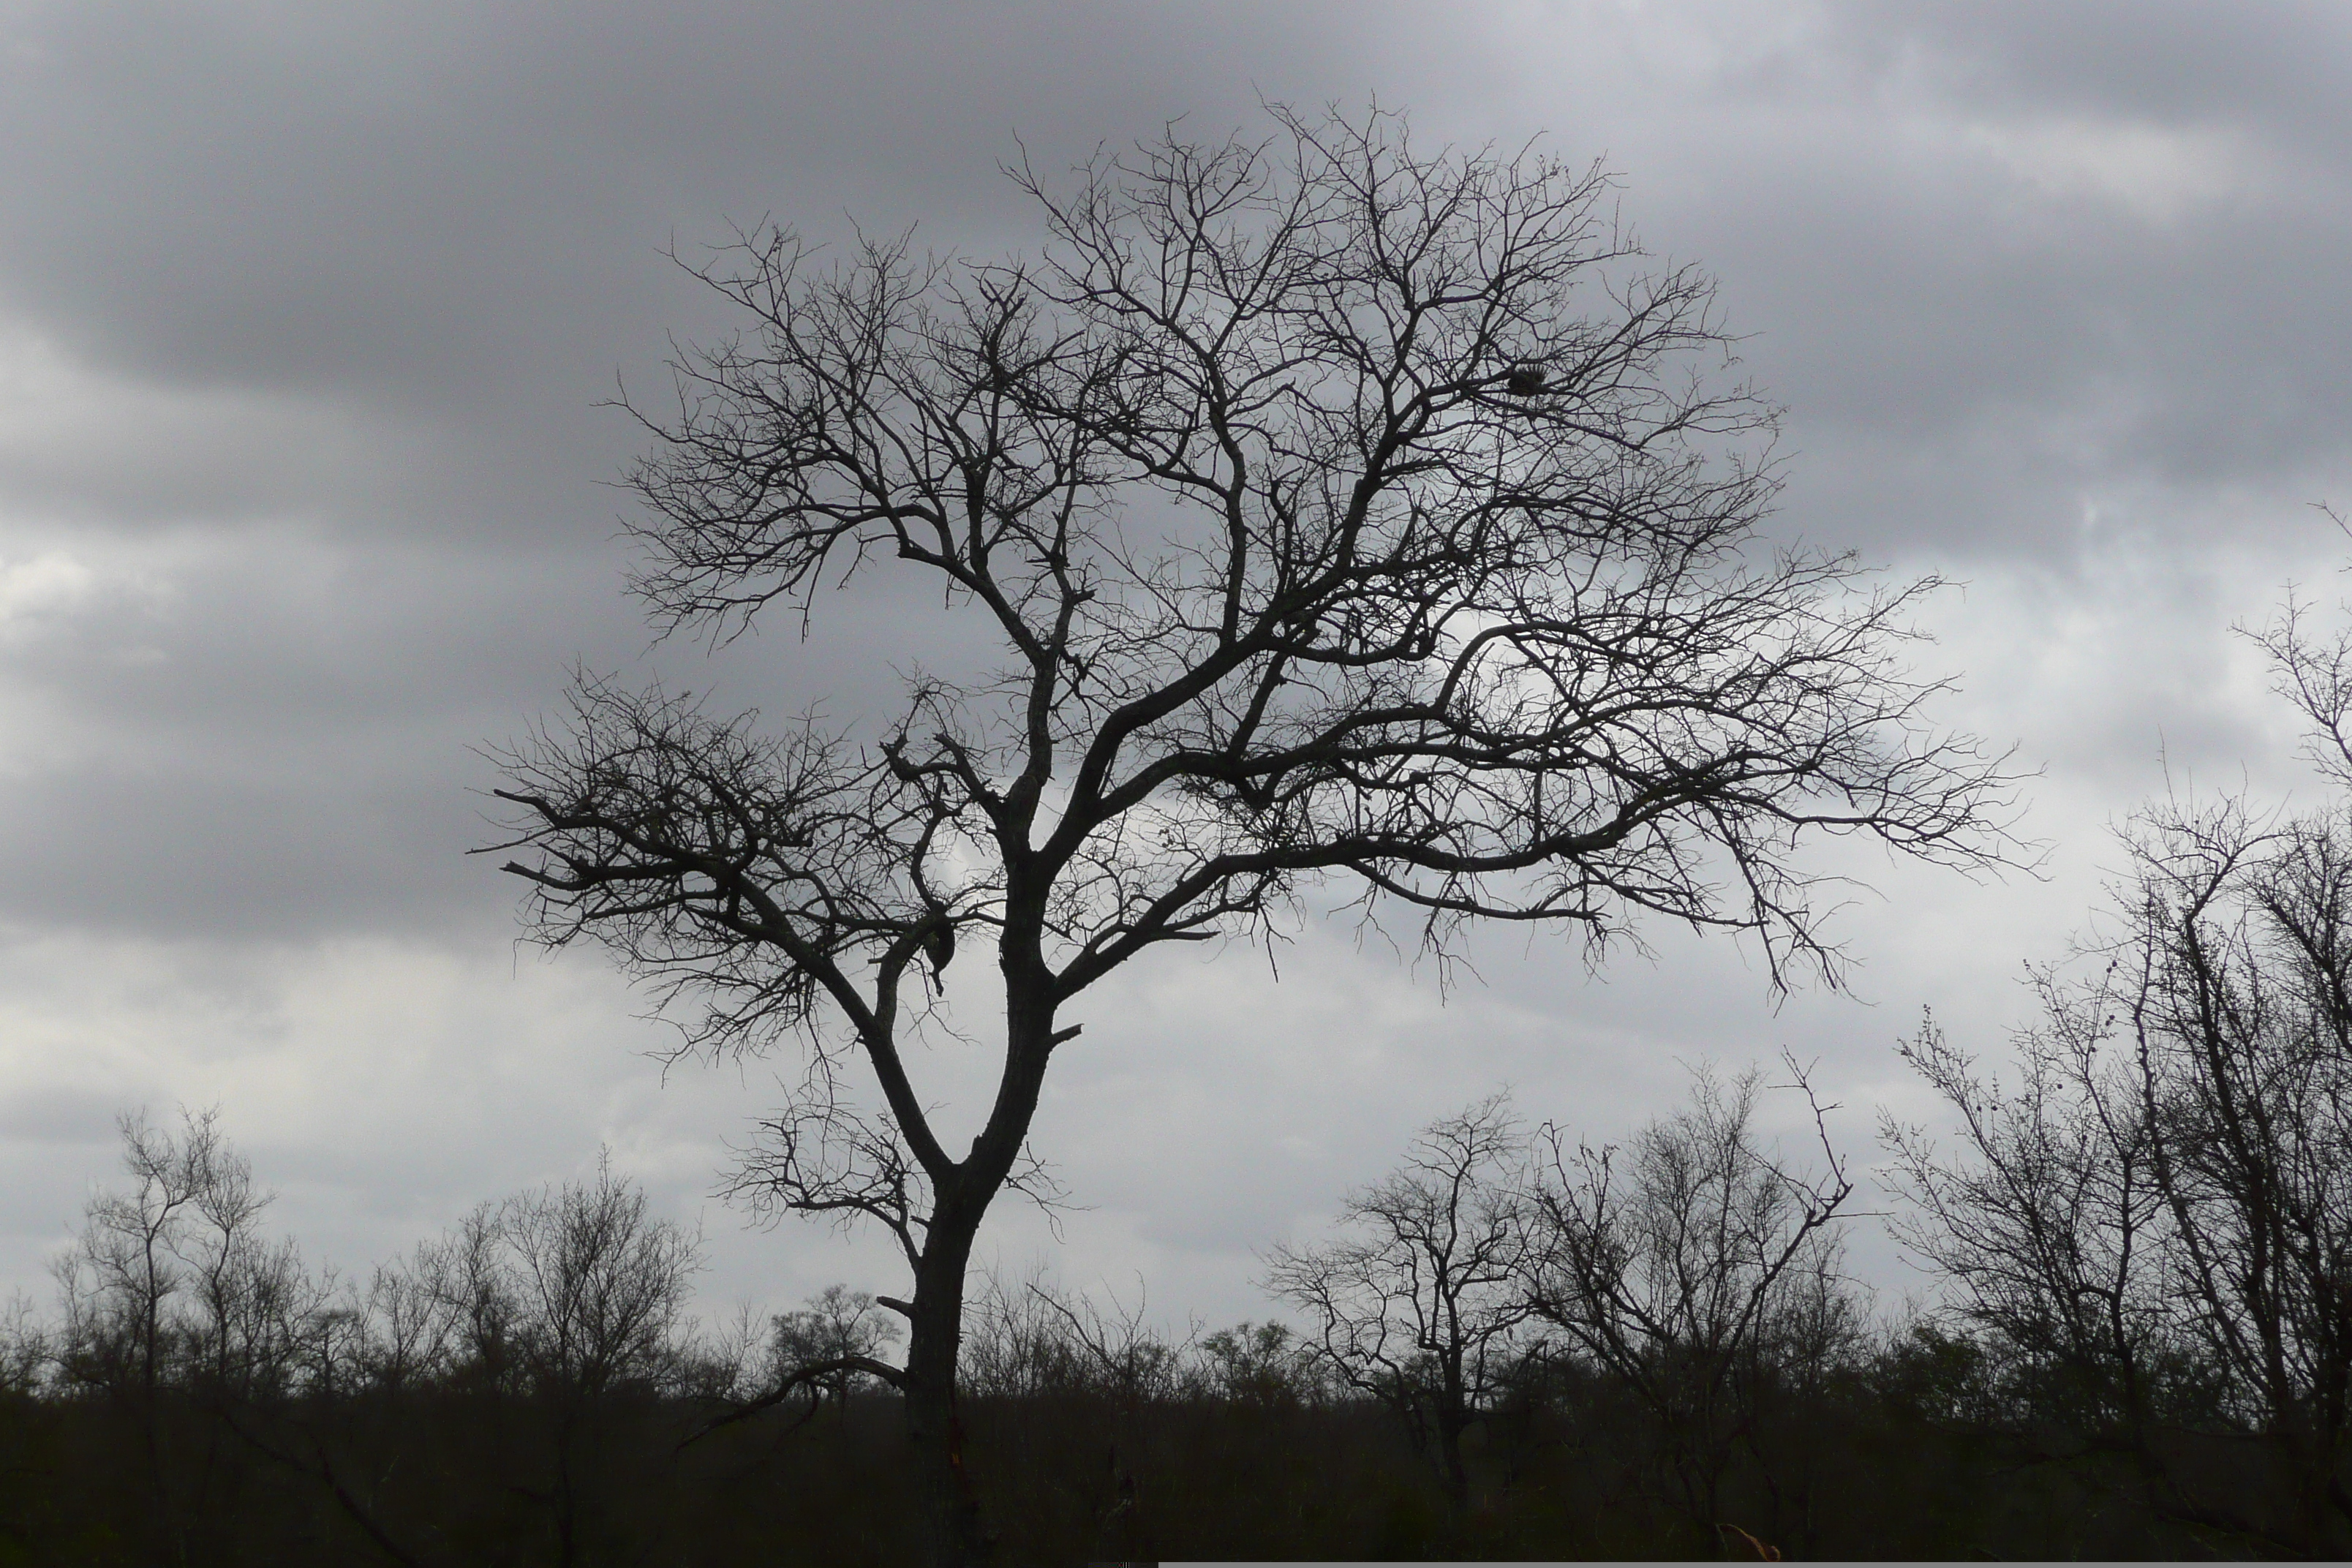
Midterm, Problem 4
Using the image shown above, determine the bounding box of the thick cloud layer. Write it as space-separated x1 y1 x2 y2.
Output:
2 0 2348 1329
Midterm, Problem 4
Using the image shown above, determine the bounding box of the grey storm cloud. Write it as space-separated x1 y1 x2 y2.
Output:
6 2 2344 557
0 3 1389 402
2 0 2351 1326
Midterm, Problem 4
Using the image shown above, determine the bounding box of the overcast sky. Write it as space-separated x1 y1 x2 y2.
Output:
3 0 2349 1333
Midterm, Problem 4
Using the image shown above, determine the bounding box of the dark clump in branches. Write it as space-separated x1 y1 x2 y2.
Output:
484 102 2016 1565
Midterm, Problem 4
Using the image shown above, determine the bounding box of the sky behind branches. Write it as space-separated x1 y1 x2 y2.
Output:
3 0 2348 1329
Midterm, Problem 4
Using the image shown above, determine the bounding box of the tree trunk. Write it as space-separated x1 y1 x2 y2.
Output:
1436 1360 1471 1514
897 936 1058 1565
1436 1409 1471 1515
904 1192 993 1567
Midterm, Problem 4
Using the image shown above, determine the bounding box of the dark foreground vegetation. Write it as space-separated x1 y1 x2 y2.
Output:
2 1042 2349 1565
0 1252 2326 1564
0 1333 2306 1565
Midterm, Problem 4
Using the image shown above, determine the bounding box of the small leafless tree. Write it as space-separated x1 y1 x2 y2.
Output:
1889 808 2352 1553
956 1264 1092 1401
504 1152 702 1403
1026 1277 1196 1413
0 1294 45 1397
769 1284 905 1407
357 1245 461 1398
53 1109 222 1404
48 1109 337 1551
1886 547 2352 1555
419 1201 524 1392
1524 1060 1855 1539
181 1134 314 1403
487 102 2015 1564
2132 807 2352 1552
1263 1093 1535 1510
1883 1006 2173 1441
1193 1320 1327 1407
491 1155 702 1567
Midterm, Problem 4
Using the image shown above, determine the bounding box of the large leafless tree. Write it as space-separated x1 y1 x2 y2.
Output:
488 104 2013 1564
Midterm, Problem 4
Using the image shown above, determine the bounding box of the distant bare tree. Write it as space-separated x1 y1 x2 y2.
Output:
50 1108 235 1545
489 101 2016 1564
494 1154 702 1567
956 1264 1093 1402
1889 805 2352 1554
1026 1276 1196 1413
1523 1060 1854 1538
358 1243 460 1398
0 1294 45 1398
2128 804 2352 1553
769 1284 905 1407
422 1200 524 1392
180 1129 314 1403
48 1109 339 1553
505 1152 701 1403
1264 1093 1534 1510
53 1109 221 1404
1192 1321 1327 1408
1886 543 2352 1555
1884 1007 2168 1441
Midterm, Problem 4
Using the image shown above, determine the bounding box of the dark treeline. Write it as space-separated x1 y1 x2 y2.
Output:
3 1017 2347 1565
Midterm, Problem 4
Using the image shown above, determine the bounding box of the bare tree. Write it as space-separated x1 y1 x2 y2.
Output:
1192 1320 1327 1407
50 1107 241 1546
487 102 2014 1564
421 1200 524 1393
48 1109 346 1553
504 1152 701 1403
493 1153 701 1568
358 1244 461 1398
1523 1060 1854 1540
1263 1093 1535 1511
1884 543 2352 1555
180 1128 314 1403
1025 1276 1196 1413
53 1109 219 1404
1890 802 2352 1553
2131 805 2352 1553
1882 1006 2174 1448
955 1264 1094 1402
0 1294 45 1398
769 1284 905 1408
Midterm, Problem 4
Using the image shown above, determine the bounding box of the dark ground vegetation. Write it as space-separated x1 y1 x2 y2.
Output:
0 1298 2322 1564
0 1107 2342 1565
